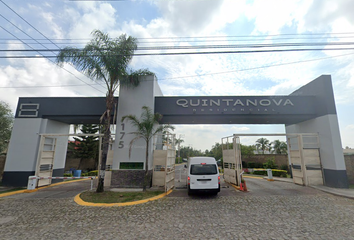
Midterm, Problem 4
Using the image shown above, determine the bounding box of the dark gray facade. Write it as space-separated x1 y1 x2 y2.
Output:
3 75 348 188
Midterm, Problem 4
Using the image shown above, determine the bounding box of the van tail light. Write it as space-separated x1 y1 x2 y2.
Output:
187 176 190 185
218 176 220 184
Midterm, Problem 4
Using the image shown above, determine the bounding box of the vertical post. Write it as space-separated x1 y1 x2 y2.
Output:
267 169 274 181
35 135 45 177
298 135 308 186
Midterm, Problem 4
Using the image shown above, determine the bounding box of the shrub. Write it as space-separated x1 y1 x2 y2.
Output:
263 157 278 169
251 169 287 177
280 164 289 172
248 162 263 168
87 170 98 176
272 169 287 177
242 161 248 168
64 173 73 177
253 170 267 176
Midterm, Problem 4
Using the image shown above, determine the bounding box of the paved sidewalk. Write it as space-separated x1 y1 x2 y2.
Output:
264 176 354 199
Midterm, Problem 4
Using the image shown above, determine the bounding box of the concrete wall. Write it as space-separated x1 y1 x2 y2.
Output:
110 75 159 188
345 155 354 184
2 118 70 186
286 75 348 188
242 154 289 168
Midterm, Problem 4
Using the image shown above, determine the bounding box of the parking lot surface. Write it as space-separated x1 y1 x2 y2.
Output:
1 178 354 239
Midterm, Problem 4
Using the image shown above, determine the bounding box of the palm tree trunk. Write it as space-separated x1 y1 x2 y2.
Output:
96 91 113 192
143 140 149 191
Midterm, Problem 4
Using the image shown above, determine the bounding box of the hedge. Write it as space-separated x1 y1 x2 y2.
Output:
253 169 287 177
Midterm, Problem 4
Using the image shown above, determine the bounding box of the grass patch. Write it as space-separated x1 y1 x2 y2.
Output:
349 184 354 189
80 190 164 203
0 187 25 194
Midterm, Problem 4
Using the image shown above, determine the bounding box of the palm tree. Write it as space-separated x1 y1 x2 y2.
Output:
175 138 184 163
271 140 288 154
121 106 175 191
56 30 152 192
255 137 270 154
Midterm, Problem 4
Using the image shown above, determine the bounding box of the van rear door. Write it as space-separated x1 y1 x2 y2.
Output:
189 163 219 190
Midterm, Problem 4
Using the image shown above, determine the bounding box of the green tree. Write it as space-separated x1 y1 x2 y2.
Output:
241 144 256 158
255 137 270 154
209 142 223 161
175 138 184 163
121 106 175 191
271 140 288 154
57 30 152 192
69 124 99 170
0 101 13 154
263 157 278 169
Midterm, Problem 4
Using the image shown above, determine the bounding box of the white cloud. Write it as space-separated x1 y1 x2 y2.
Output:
346 124 354 130
231 126 250 131
67 3 117 39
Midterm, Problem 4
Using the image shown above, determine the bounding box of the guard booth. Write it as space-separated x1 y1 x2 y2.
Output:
221 135 242 186
152 134 176 192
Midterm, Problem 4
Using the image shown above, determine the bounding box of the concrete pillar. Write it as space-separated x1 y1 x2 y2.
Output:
2 118 69 187
110 75 163 188
286 75 348 188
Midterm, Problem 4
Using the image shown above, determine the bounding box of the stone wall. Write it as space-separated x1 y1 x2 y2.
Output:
242 154 289 168
111 170 152 188
344 155 354 184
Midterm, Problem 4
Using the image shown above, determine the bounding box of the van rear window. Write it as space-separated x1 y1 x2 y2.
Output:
190 164 217 175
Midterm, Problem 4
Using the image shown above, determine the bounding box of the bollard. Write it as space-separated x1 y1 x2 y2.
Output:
267 169 274 181
27 176 37 190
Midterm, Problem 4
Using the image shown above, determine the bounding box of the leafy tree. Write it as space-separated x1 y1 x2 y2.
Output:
209 142 223 161
241 144 256 158
57 30 152 192
121 106 175 191
255 137 270 154
0 101 13 154
271 140 288 154
263 157 278 169
68 124 99 170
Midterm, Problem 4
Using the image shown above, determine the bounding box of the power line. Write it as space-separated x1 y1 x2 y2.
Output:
0 83 103 89
2 47 354 58
0 24 106 94
2 41 354 52
158 52 354 81
2 50 353 89
0 0 105 94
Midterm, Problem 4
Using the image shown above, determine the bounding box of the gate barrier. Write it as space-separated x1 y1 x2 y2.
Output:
27 176 96 191
243 168 274 181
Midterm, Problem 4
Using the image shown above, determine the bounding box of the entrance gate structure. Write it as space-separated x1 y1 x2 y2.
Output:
226 133 324 187
3 75 349 188
288 134 323 186
152 134 176 192
221 136 242 186
35 135 57 187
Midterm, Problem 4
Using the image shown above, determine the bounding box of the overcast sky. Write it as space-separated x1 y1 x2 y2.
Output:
0 0 353 151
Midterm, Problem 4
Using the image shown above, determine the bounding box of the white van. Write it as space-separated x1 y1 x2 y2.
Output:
186 157 220 195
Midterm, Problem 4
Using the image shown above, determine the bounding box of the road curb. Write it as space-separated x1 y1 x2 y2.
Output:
0 178 92 198
74 189 173 207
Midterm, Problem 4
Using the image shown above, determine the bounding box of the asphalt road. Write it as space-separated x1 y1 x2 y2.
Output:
1 176 354 239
